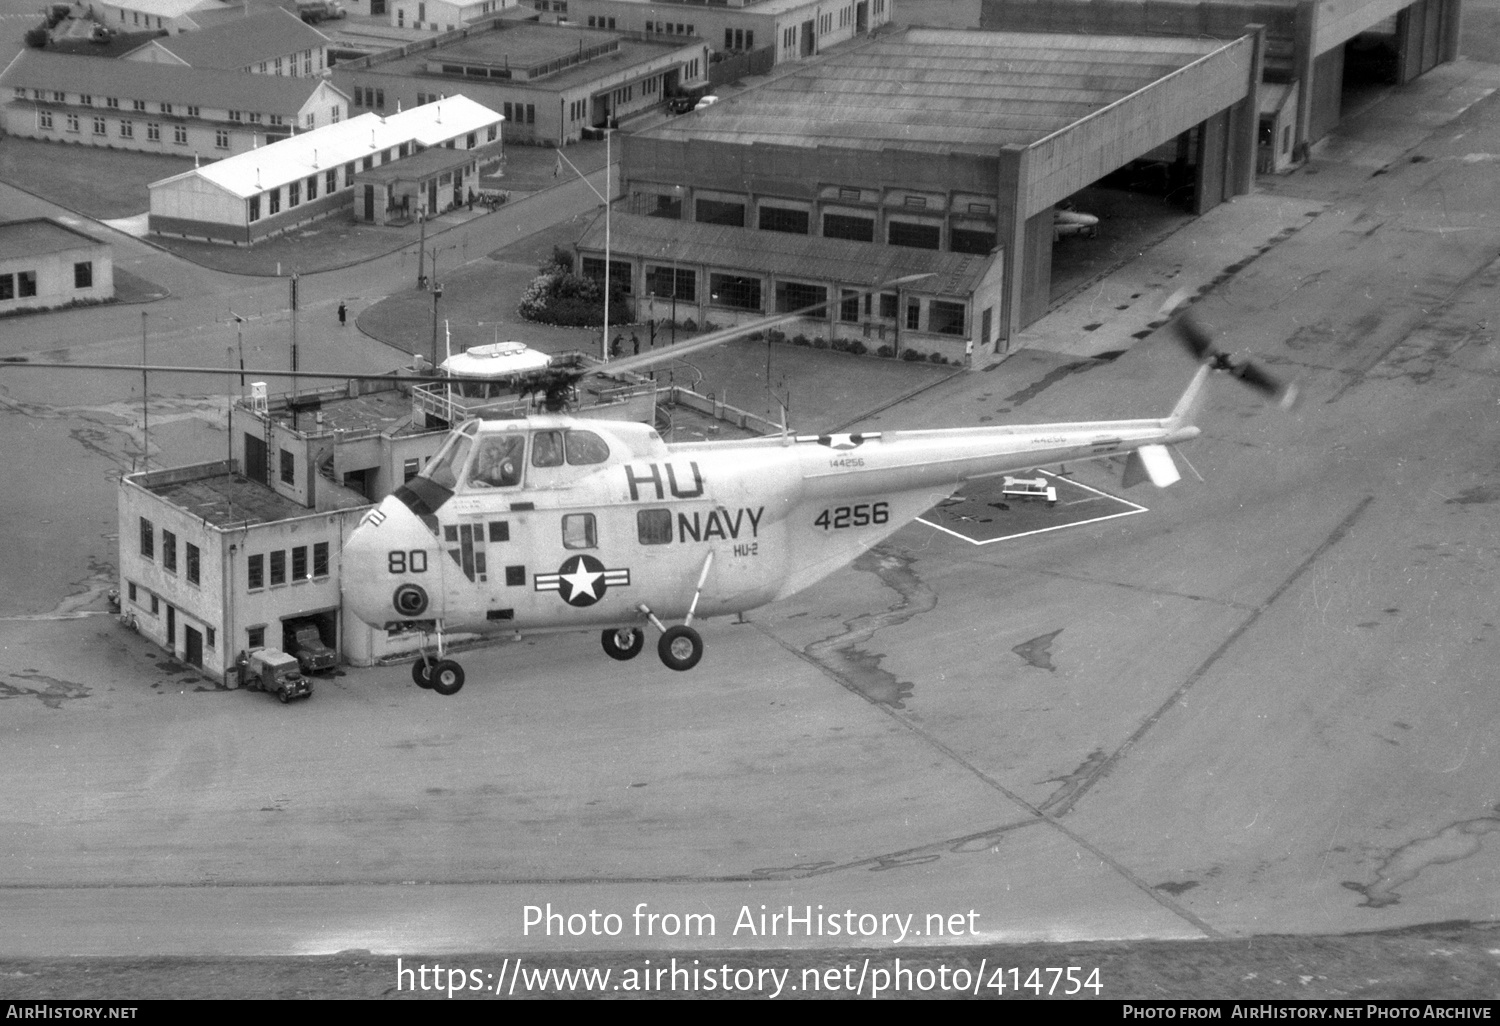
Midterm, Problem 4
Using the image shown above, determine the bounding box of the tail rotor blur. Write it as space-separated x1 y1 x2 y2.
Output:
1159 290 1299 410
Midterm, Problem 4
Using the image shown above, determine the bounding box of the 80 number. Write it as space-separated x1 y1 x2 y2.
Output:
388 550 428 574
814 502 889 531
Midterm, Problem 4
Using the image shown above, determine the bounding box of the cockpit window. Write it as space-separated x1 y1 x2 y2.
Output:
468 433 525 488
422 433 472 491
531 430 564 468
564 430 610 466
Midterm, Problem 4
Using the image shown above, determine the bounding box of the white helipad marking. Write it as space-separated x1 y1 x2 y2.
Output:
916 472 1147 546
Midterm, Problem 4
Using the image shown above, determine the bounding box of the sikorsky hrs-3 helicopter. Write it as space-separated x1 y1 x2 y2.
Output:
337 290 1295 695
4 281 1293 696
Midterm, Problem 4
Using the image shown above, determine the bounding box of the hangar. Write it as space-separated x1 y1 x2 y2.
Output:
612 27 1262 350
979 0 1460 162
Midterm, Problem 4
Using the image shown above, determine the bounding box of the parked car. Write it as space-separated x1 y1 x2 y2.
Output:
693 95 720 112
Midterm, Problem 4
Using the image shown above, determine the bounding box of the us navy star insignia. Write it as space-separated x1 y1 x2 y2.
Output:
534 555 631 607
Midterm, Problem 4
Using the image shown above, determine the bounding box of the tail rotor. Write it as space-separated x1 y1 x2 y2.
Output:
1160 291 1299 410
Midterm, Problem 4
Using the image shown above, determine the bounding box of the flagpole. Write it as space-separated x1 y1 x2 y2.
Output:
603 126 611 363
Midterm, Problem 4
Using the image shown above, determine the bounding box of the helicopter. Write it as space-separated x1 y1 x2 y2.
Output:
335 293 1296 695
3 281 1293 696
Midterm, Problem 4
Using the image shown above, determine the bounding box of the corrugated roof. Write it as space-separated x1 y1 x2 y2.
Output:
0 217 107 259
134 8 330 70
643 27 1231 154
577 212 993 298
0 49 327 115
152 95 502 198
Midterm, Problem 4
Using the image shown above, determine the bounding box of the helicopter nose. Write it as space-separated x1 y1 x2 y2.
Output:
342 495 441 629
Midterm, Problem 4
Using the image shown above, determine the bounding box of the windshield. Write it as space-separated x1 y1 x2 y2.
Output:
421 431 473 491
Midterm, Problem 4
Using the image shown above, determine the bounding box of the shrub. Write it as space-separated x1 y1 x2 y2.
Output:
876 345 894 358
681 318 698 332
791 334 810 347
812 336 828 349
518 268 634 326
847 340 868 356
766 329 786 345
901 349 924 361
929 351 946 363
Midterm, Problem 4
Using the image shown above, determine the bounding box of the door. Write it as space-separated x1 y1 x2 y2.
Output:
363 183 374 221
428 180 438 213
801 20 814 56
855 1 867 31
184 626 202 667
245 432 267 482
166 605 176 655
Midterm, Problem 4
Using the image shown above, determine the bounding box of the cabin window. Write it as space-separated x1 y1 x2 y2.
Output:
562 513 597 550
530 430 563 467
422 433 472 490
467 434 525 488
637 509 672 545
564 430 609 466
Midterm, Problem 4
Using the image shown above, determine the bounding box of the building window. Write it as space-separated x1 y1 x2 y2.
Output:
645 266 695 302
140 517 154 559
247 554 264 590
268 189 280 215
840 290 859 323
950 228 996 255
248 196 261 222
279 448 295 483
888 221 941 250
758 206 809 235
906 301 921 330
326 169 337 194
119 120 133 138
65 113 79 133
106 97 119 109
161 103 172 115
929 300 966 335
187 105 199 117
74 262 92 289
173 124 187 145
375 89 385 110
17 271 35 298
823 213 874 242
128 582 137 604
206 627 215 648
146 123 160 142
93 116 106 135
162 530 177 573
270 550 286 586
37 110 52 130
306 113 314 129
132 99 146 112
331 105 340 124
248 625 265 648
708 273 761 311
695 199 745 227
0 275 12 301
775 281 827 317
229 110 242 122
249 112 262 124
215 128 229 149
288 180 300 207
313 542 329 577
292 546 307 581
306 174 317 201
186 543 200 585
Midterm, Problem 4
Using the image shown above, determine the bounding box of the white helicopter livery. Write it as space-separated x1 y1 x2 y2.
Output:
338 304 1294 695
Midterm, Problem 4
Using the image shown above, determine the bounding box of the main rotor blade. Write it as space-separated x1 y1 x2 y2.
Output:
592 272 935 380
0 359 457 384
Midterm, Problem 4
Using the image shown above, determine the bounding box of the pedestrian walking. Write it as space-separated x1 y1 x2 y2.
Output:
337 301 347 327
631 332 640 356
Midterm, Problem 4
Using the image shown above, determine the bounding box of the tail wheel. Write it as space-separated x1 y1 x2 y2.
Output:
412 659 434 689
658 625 703 672
601 627 645 661
429 659 465 696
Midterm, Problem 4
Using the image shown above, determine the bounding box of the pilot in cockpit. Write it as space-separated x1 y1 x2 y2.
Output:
468 433 525 488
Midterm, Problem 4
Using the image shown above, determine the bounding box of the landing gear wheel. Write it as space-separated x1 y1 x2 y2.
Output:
657 625 703 671
412 658 434 689
601 627 645 661
428 659 465 695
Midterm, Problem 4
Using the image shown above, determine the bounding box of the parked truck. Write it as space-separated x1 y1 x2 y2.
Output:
288 623 336 674
297 1 345 24
243 648 313 703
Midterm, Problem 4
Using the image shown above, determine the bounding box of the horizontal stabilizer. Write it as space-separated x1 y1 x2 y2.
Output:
1122 444 1181 489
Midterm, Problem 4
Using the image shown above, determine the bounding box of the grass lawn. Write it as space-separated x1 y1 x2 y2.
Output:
0 136 194 220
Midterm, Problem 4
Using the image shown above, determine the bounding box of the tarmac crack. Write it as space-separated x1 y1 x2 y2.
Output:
1342 804 1500 909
